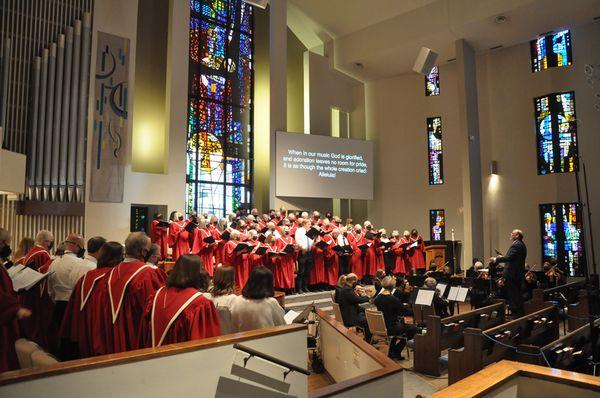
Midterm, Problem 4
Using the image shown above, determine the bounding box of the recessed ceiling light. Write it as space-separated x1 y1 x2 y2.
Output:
494 15 508 24
353 62 364 69
490 45 503 50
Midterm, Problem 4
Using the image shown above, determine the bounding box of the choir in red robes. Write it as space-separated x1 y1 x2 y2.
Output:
169 221 190 261
223 240 248 289
140 286 220 348
59 267 112 358
349 231 364 279
362 236 378 277
323 234 338 286
191 228 215 276
0 265 21 372
150 219 169 260
406 236 426 271
103 259 166 353
391 240 409 274
274 236 295 290
310 238 326 285
20 245 55 348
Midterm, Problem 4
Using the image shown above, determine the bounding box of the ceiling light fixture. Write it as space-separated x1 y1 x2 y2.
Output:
353 62 364 69
494 15 508 24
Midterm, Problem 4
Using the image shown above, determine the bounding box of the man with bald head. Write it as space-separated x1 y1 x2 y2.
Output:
490 229 527 317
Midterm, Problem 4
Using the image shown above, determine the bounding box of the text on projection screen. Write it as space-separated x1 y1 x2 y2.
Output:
275 131 374 200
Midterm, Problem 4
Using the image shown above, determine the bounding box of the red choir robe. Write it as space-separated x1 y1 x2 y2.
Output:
169 221 190 261
362 235 378 277
191 228 215 276
104 259 166 353
348 232 365 279
323 235 339 286
274 236 295 290
0 265 21 372
406 236 426 270
19 246 55 350
150 220 169 260
223 240 249 289
59 267 112 358
391 240 409 274
247 240 265 273
310 238 326 285
139 286 220 348
375 238 386 272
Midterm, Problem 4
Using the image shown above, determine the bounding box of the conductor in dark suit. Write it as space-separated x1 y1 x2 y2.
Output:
490 229 527 317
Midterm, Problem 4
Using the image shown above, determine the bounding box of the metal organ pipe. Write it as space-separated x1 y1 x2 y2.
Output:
35 48 48 195
0 38 10 144
51 34 65 201
59 26 74 199
76 12 91 202
67 19 81 200
43 42 57 200
27 56 41 196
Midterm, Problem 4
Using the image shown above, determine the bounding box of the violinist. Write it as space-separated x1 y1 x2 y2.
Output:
336 273 372 341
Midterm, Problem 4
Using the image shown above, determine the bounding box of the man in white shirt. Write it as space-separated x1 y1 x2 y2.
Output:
81 236 106 269
294 218 313 294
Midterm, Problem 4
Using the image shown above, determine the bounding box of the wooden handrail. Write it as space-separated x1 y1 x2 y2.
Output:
430 360 600 397
309 309 402 398
544 280 585 296
0 324 306 386
234 343 310 375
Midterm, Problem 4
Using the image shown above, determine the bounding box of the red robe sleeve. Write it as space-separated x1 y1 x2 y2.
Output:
0 267 19 326
188 299 221 340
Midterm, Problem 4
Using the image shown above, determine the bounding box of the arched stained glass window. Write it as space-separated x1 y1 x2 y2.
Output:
187 0 253 216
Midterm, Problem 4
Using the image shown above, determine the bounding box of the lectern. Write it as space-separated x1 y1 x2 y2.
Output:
425 245 447 269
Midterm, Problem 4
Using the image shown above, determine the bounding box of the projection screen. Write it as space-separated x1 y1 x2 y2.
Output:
275 131 374 200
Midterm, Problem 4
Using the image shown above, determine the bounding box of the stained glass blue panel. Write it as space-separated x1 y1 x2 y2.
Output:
427 116 443 185
531 30 572 73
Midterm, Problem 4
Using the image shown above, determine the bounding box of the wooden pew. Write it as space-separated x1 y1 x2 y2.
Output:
413 301 506 376
516 319 600 373
524 280 585 315
448 305 559 385
567 289 591 331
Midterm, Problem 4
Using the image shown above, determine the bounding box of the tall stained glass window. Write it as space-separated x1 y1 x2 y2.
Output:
534 91 578 175
187 0 253 216
427 116 443 185
530 30 572 73
540 203 585 277
429 209 445 241
425 66 440 96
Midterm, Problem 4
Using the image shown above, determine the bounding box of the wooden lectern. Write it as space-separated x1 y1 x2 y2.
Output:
425 245 447 269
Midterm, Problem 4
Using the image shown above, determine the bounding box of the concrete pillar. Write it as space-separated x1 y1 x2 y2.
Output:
456 39 484 267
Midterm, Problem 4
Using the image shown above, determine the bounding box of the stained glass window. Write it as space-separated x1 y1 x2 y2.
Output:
530 30 572 73
534 91 578 175
540 203 585 277
187 0 253 217
427 116 443 185
429 209 445 241
425 66 440 96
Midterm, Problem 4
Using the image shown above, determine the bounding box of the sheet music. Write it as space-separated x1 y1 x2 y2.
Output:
415 289 435 306
447 286 460 301
436 283 447 296
284 310 300 325
10 267 48 291
7 264 25 278
456 287 469 302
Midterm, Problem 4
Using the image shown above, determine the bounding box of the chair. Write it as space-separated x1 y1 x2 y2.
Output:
365 309 410 359
30 349 59 368
216 305 233 335
14 338 40 369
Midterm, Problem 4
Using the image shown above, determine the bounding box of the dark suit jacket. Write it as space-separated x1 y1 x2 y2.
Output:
495 239 527 281
337 285 369 327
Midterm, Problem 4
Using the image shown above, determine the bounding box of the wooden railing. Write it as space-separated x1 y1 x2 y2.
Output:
309 309 402 398
430 360 600 397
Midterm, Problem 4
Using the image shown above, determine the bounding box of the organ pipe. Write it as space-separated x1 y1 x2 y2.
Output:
75 12 91 202
51 34 65 201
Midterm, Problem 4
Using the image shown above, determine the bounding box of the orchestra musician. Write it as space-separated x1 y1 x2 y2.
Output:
490 229 527 317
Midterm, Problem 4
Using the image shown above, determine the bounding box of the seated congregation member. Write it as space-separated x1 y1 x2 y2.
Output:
59 242 123 359
103 232 166 353
424 277 450 318
336 273 371 341
0 228 32 372
208 265 239 308
230 267 285 332
333 274 346 303
140 255 220 348
20 230 55 348
374 276 417 359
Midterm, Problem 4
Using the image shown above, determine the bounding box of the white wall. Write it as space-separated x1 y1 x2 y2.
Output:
0 328 308 398
85 0 188 242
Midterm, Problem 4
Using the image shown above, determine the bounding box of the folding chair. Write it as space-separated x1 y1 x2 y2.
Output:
365 308 410 359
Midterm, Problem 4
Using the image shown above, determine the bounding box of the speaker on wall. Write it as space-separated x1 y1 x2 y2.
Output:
413 47 439 75
243 0 268 9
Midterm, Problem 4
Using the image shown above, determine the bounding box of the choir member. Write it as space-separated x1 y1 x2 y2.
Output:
391 231 409 275
362 222 378 279
214 217 229 266
187 211 198 248
223 230 249 289
274 226 296 293
0 228 32 372
310 233 327 290
169 211 190 261
230 267 285 332
59 241 123 359
191 217 216 276
147 243 161 266
247 230 265 273
20 230 55 348
294 218 313 294
324 229 340 287
82 236 107 269
150 213 169 261
207 265 239 308
349 224 365 280
337 227 352 275
103 232 166 353
373 276 417 359
140 254 220 348
407 229 426 274
12 237 34 266
398 231 413 274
